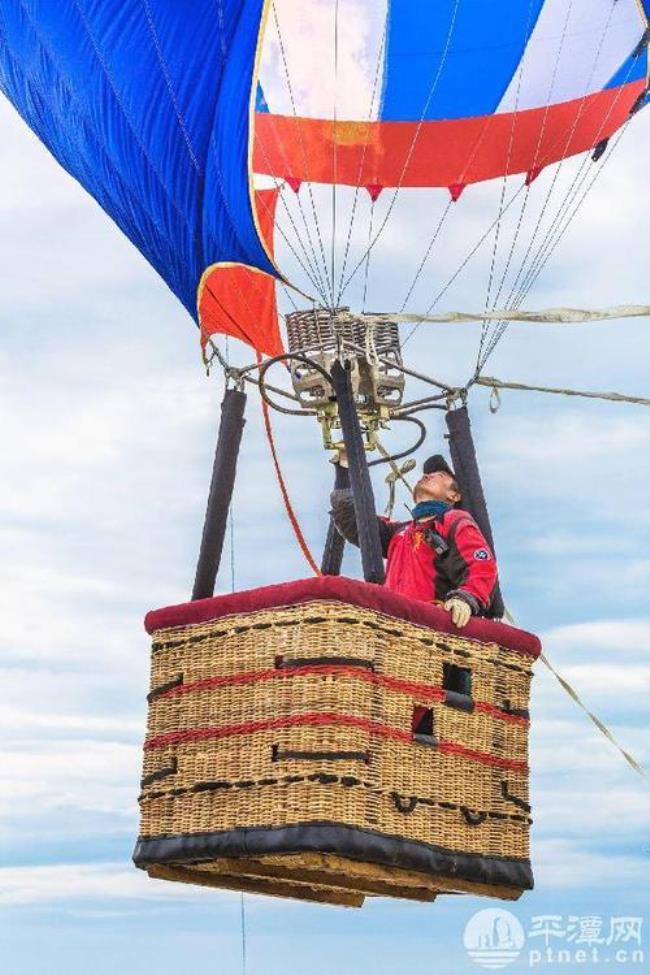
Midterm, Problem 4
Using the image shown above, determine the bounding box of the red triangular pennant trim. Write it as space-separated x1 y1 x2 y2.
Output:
525 166 543 186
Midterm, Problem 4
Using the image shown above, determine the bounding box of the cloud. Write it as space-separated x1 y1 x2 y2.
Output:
542 619 650 657
0 181 149 320
540 662 650 696
532 779 650 840
0 862 204 906
260 0 387 119
481 410 650 515
533 838 649 891
0 706 141 738
0 739 140 819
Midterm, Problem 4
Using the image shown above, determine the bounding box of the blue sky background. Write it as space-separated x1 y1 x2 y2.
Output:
1 29 650 974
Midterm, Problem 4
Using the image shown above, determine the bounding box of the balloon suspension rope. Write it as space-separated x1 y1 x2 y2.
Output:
233 522 248 975
257 353 322 576
240 890 247 975
223 338 249 974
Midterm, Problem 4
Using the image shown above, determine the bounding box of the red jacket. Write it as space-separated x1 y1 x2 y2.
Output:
381 509 497 612
330 482 497 614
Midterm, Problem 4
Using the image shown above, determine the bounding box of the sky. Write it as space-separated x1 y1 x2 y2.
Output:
1 9 650 975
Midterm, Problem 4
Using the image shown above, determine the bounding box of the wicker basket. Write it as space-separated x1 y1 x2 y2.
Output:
134 577 539 907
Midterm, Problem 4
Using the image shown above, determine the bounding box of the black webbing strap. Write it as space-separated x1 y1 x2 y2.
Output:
192 387 247 601
321 513 346 575
445 405 504 618
272 746 369 763
330 360 385 584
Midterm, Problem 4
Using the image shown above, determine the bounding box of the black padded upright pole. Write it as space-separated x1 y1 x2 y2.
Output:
330 360 385 584
445 405 504 618
321 515 346 575
192 387 247 601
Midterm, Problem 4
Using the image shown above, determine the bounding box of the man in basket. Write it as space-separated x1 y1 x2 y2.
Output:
330 453 498 628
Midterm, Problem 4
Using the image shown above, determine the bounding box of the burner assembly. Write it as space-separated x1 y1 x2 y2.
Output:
285 307 406 451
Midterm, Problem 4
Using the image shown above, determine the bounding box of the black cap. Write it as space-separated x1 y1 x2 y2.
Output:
422 454 455 478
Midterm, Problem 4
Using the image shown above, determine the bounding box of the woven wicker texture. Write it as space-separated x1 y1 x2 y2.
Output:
137 598 535 903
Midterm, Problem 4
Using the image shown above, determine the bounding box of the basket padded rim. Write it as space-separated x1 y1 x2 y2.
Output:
144 576 540 659
132 821 534 891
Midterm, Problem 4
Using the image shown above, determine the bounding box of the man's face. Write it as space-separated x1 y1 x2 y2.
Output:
413 470 461 504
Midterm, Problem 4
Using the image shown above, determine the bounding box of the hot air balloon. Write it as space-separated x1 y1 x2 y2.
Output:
2 0 648 907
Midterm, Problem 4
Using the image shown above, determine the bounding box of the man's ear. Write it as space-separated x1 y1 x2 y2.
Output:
449 488 462 505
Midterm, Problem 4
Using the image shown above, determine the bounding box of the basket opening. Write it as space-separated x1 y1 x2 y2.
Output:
443 663 472 696
443 663 474 713
412 706 437 746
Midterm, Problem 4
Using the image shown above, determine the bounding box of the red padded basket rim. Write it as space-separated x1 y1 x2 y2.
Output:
145 576 540 659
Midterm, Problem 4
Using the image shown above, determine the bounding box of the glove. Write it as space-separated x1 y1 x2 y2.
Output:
330 445 348 468
444 596 472 629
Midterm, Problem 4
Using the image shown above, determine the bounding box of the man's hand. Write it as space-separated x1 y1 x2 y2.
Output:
331 445 348 468
444 596 471 629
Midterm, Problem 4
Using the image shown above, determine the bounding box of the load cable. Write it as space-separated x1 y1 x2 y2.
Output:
478 58 641 373
475 375 650 408
403 0 575 357
509 110 636 317
539 650 649 783
400 185 526 351
502 608 649 784
508 26 636 314
477 0 616 371
399 199 453 313
335 22 387 306
493 0 577 320
330 0 340 308
254 188 328 302
387 304 650 327
222 341 248 975
361 200 375 312
337 0 463 300
477 0 539 367
270 1 332 298
240 891 247 975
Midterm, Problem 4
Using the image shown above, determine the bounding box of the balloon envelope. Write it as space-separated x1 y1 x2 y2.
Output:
255 0 648 190
0 0 277 329
1 0 648 356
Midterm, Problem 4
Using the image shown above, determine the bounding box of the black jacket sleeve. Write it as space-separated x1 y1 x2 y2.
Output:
329 465 396 557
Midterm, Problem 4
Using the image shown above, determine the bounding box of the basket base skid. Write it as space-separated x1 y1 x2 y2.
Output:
144 852 524 908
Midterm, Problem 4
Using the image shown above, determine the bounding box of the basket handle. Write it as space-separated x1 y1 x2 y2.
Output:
500 780 531 813
461 806 488 826
391 793 418 814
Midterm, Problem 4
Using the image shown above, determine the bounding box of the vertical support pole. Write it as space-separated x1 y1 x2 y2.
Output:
192 387 247 601
445 405 504 618
321 510 346 576
330 360 385 584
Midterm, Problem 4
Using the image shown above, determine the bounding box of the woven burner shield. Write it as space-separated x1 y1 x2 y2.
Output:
134 578 540 907
285 307 405 412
